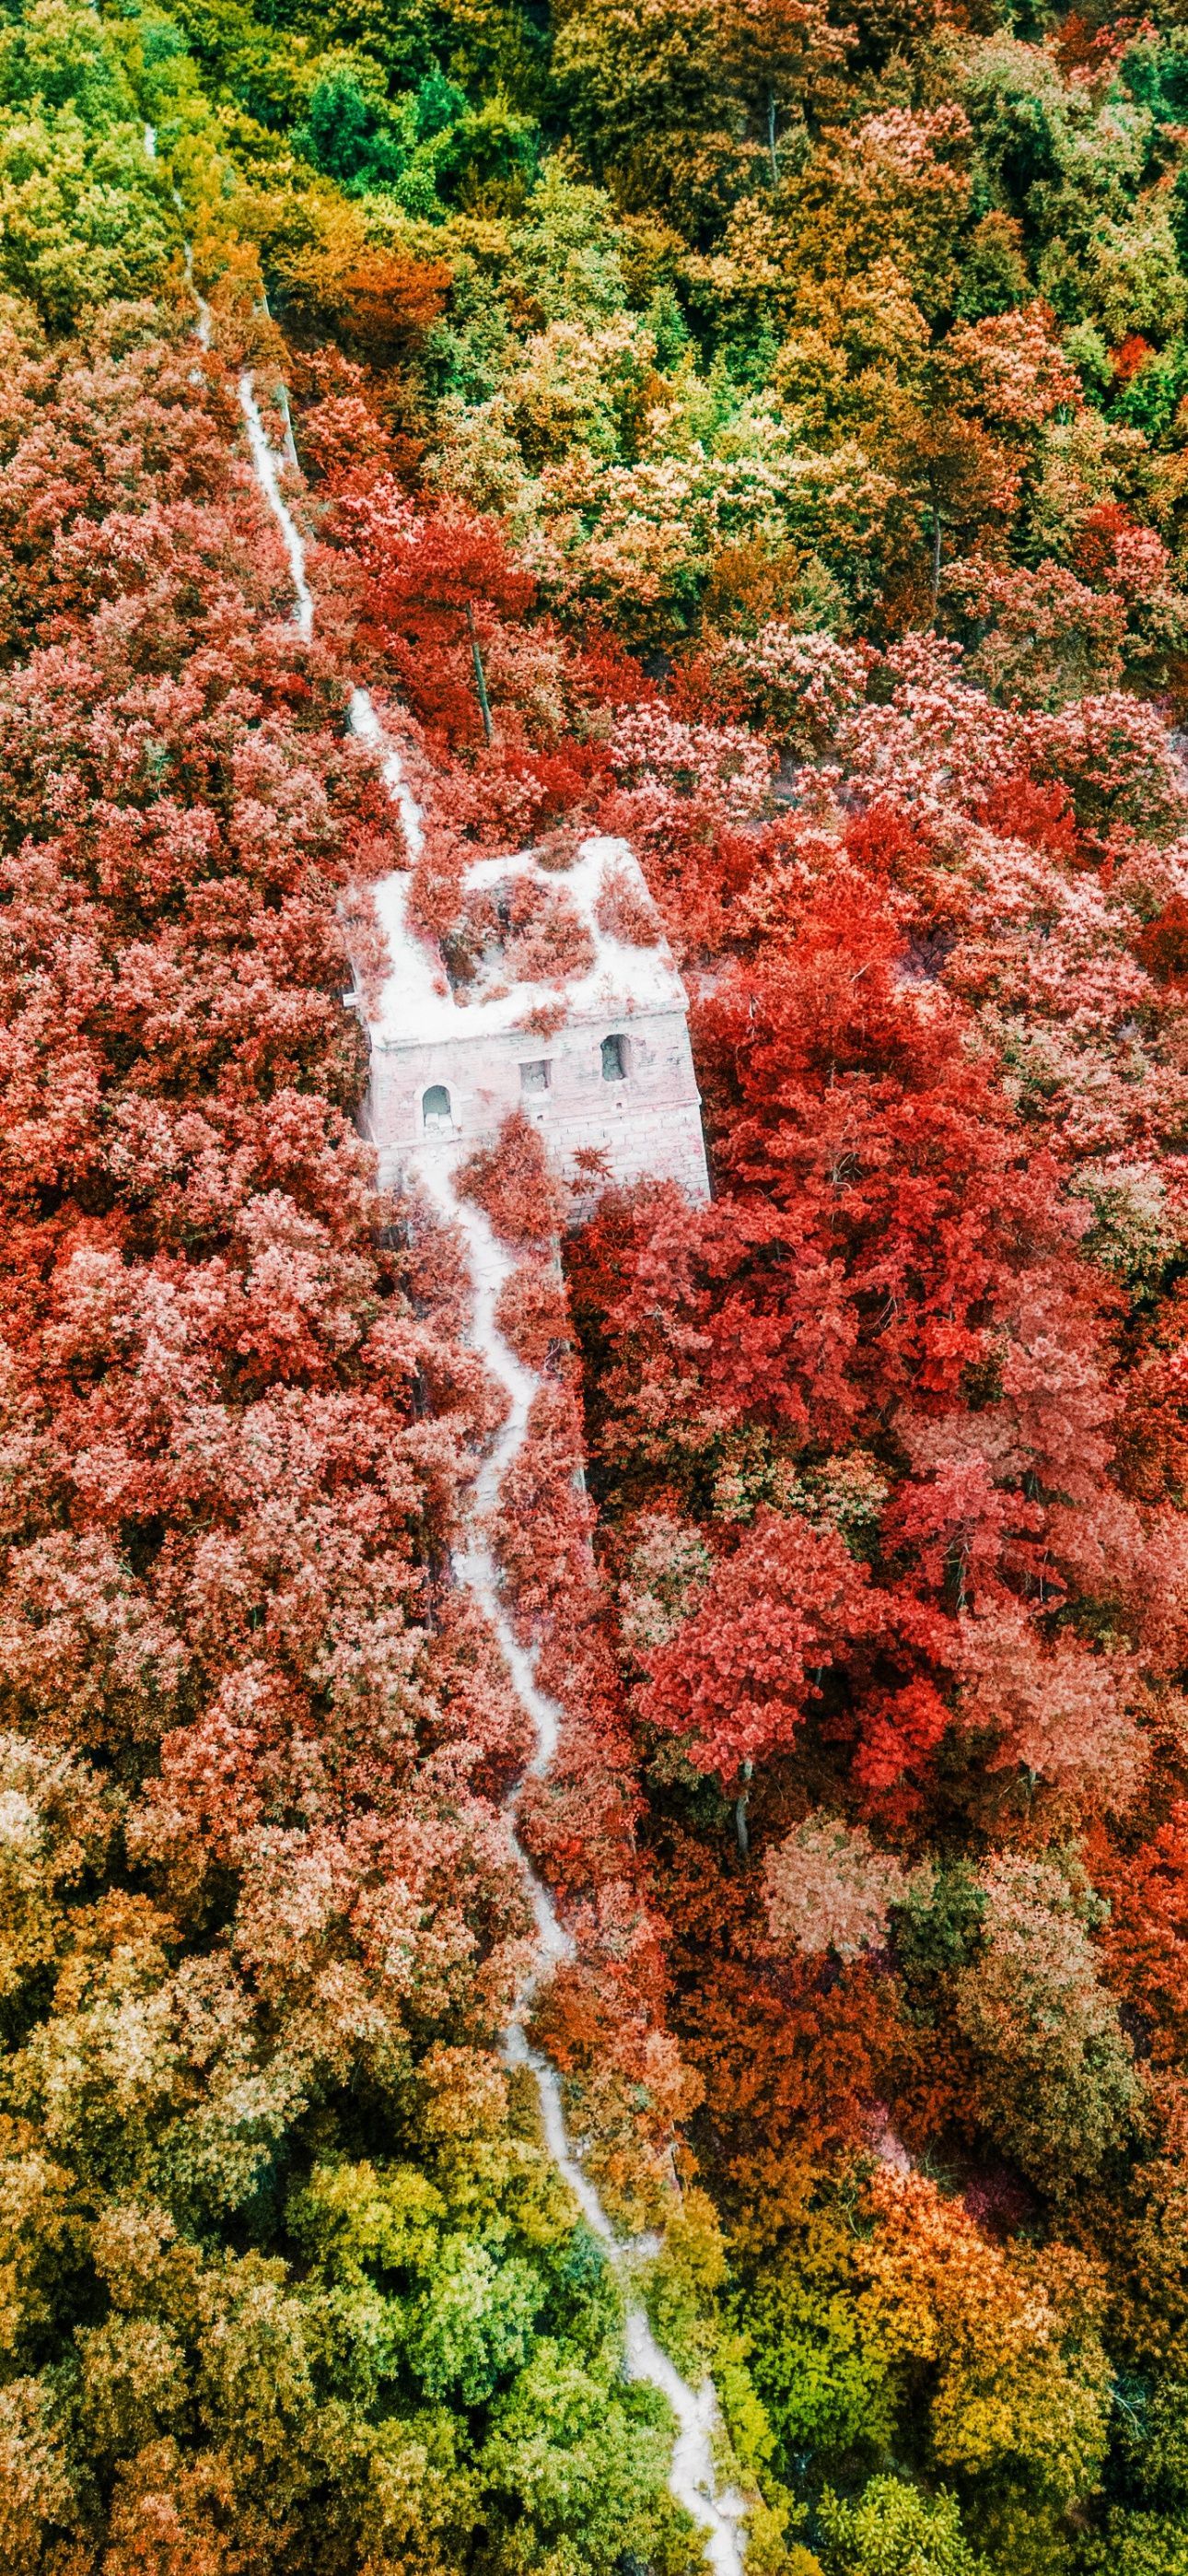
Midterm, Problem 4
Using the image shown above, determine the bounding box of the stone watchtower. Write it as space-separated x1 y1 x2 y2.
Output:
364 833 710 1204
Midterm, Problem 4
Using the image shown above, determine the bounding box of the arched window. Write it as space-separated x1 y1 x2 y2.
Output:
422 1083 453 1132
601 1033 629 1082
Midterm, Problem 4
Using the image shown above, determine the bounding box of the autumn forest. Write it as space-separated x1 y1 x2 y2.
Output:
8 0 1188 2564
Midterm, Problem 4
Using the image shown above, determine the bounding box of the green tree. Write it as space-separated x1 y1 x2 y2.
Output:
955 1858 1139 2194
818 2476 991 2576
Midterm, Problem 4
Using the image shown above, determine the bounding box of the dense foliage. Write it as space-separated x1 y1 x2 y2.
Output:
10 0 1188 2564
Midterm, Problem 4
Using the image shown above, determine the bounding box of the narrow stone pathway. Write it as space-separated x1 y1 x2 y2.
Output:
237 373 749 2576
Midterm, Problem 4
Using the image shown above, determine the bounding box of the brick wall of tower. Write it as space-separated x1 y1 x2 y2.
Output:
366 1005 711 1203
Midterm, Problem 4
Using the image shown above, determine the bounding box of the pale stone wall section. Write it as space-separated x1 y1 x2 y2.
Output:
363 835 711 1204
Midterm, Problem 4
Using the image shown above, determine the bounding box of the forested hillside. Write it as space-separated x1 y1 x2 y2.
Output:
9 0 1188 2566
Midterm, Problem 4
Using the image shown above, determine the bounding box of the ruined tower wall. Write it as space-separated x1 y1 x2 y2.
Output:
363 833 712 1209
368 1006 710 1201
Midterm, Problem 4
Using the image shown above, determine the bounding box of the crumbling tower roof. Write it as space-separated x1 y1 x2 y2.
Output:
368 835 689 1048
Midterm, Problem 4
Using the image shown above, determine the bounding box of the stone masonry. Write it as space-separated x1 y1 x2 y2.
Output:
363 834 711 1205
